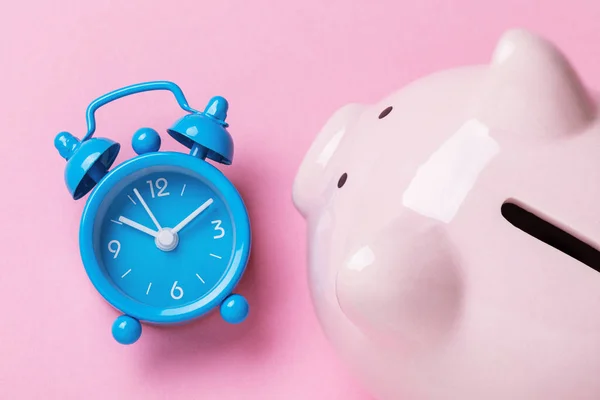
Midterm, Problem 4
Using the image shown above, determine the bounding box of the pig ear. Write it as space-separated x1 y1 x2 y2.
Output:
293 103 365 216
478 29 596 135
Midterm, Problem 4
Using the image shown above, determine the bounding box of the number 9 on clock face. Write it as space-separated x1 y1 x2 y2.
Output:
81 155 251 323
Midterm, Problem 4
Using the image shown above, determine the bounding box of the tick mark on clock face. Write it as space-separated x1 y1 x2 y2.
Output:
210 253 222 259
195 273 205 284
146 282 152 295
121 268 132 278
110 219 123 225
127 195 137 205
181 184 187 196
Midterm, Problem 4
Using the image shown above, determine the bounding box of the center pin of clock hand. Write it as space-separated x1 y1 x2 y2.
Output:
133 188 162 230
172 198 214 234
118 216 159 238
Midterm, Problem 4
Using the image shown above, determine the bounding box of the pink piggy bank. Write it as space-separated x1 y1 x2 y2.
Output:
293 29 600 400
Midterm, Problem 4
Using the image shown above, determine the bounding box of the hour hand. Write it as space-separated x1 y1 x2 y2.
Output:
118 216 159 238
172 198 214 234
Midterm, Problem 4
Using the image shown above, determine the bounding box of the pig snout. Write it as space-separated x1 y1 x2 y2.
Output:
335 218 465 351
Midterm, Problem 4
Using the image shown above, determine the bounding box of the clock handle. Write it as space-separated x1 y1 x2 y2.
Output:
82 81 201 141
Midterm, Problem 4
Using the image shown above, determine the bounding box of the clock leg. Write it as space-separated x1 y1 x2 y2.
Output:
112 315 142 345
220 294 249 324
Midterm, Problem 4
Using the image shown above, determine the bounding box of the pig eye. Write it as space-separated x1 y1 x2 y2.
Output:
337 173 348 188
378 106 393 119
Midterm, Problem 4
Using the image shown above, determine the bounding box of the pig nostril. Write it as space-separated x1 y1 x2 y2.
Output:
378 106 393 119
337 173 348 188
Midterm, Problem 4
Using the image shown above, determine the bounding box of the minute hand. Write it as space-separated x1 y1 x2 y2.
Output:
172 198 214 234
133 188 162 230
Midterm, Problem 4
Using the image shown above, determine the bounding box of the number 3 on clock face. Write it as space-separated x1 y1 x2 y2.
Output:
80 153 251 325
211 220 225 239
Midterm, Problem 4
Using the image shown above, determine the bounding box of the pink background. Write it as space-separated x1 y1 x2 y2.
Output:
1 1 599 399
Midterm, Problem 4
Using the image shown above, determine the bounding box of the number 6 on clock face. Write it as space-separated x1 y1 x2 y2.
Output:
170 281 184 300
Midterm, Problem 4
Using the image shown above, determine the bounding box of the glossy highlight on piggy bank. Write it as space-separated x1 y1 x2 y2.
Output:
293 29 600 399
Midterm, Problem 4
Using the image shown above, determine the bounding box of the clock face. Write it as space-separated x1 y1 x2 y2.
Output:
94 168 235 308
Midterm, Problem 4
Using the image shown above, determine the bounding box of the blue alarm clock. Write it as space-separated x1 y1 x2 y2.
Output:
54 81 251 345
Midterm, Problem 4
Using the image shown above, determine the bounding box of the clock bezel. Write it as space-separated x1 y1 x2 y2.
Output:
79 151 251 324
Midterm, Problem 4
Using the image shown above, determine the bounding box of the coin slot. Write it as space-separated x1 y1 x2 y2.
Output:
501 201 600 273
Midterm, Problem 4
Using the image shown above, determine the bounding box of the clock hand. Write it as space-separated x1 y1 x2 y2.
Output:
118 216 159 238
133 188 162 230
172 198 214 234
